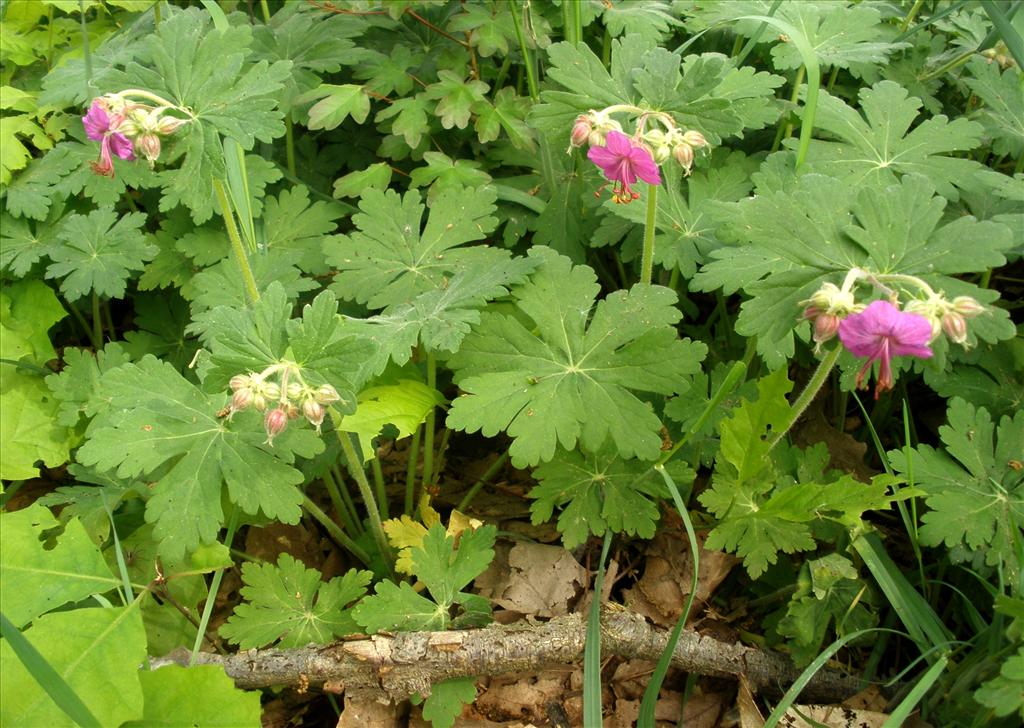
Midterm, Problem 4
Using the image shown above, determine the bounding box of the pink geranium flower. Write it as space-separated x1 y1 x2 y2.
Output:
587 130 661 204
82 99 135 177
838 300 933 398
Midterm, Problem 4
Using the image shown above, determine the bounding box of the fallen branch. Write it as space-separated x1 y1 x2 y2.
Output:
152 604 863 703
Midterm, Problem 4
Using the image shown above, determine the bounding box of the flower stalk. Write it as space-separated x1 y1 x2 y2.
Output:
213 178 261 306
640 183 658 286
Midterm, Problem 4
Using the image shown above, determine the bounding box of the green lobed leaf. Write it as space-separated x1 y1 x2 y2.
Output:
0 211 60 277
120 7 292 221
890 398 1024 589
220 554 371 649
0 370 73 480
324 185 500 309
530 445 694 548
76 356 322 559
46 343 133 427
298 83 370 130
263 185 344 276
0 278 67 365
963 56 1024 159
974 646 1024 720
695 173 1014 367
46 207 156 301
794 81 985 200
343 254 538 375
448 247 707 468
412 677 478 728
353 523 496 633
338 380 446 460
202 282 376 409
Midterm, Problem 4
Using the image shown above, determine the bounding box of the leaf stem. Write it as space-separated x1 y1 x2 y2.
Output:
767 345 842 451
511 1 540 101
901 0 925 31
302 494 372 567
79 0 92 97
421 352 438 503
371 456 389 520
91 293 103 346
457 450 510 512
259 0 271 23
284 115 296 177
333 417 394 574
404 425 422 514
773 65 805 152
190 507 240 665
323 467 360 536
213 178 260 305
639 183 658 285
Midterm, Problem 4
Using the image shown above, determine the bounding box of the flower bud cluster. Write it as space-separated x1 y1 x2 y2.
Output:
82 91 192 176
568 106 710 176
227 364 341 445
800 269 985 352
903 295 985 346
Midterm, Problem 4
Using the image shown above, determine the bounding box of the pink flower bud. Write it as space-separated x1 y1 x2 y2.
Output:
230 374 251 391
673 143 694 171
230 387 253 414
682 130 708 148
303 400 326 431
136 133 161 164
570 116 592 148
155 114 188 135
942 311 968 345
264 407 289 445
813 313 841 344
952 296 984 318
314 384 340 405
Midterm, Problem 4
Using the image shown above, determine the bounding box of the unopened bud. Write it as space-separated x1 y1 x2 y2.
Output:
286 382 303 400
813 313 840 344
682 129 708 148
570 116 592 148
262 381 281 401
673 143 694 171
264 407 289 445
903 300 942 341
229 375 251 391
952 296 984 318
155 114 188 135
230 387 253 413
315 384 340 405
252 393 267 412
303 400 326 431
136 133 161 164
942 311 969 345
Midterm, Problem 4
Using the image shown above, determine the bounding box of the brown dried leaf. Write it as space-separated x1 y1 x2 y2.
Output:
780 704 887 728
475 542 586 617
624 529 736 628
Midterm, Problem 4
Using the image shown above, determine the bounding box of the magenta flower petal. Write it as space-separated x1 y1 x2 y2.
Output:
108 132 136 161
82 100 109 141
587 130 661 203
838 300 933 397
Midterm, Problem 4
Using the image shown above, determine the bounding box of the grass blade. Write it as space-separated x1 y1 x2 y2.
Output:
583 532 613 726
881 654 949 728
637 466 700 728
0 612 103 728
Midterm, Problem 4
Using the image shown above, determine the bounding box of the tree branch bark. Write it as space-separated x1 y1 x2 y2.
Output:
152 604 863 704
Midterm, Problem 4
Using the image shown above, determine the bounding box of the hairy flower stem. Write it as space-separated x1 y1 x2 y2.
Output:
213 178 260 306
190 507 239 666
639 184 658 285
333 417 394 575
767 345 843 451
302 494 372 567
